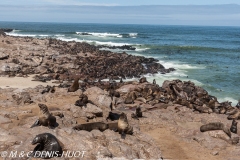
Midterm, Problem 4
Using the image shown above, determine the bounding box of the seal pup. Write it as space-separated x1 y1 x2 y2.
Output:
75 93 88 107
73 122 109 132
31 104 56 129
200 122 231 138
68 77 79 92
131 106 143 120
79 93 88 104
118 112 133 139
230 119 238 134
30 133 62 159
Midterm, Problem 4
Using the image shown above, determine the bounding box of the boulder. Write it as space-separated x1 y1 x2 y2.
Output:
1 63 21 72
83 103 103 117
0 53 9 60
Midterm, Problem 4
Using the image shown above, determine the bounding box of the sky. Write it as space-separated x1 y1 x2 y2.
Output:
1 0 240 6
0 0 240 26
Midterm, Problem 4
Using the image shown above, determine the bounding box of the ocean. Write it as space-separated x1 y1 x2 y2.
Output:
0 21 239 105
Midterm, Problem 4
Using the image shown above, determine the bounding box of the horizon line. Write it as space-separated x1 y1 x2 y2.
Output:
1 20 240 27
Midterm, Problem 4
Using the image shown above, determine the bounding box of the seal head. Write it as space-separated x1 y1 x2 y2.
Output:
30 133 62 159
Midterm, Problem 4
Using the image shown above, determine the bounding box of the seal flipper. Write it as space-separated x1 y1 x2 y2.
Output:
121 132 126 139
131 113 139 120
29 143 44 158
30 119 40 128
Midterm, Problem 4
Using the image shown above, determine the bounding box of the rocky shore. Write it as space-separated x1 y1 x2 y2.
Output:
0 30 240 160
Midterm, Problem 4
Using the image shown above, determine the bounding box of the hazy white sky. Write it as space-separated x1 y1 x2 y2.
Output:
0 1 240 26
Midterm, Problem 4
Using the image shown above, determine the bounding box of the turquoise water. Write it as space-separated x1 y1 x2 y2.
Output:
0 22 239 105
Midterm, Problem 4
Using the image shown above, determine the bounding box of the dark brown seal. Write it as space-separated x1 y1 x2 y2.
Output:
106 112 120 121
200 122 231 138
30 133 62 159
236 101 240 109
118 112 133 138
75 93 88 107
72 122 109 132
31 104 56 129
109 89 120 100
230 119 238 134
131 106 142 120
68 78 80 92
153 79 156 84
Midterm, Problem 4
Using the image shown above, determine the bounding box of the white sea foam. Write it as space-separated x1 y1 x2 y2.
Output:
135 48 149 52
76 32 122 38
158 60 205 70
95 41 130 46
39 35 49 37
55 34 65 37
6 32 37 37
11 29 21 32
129 33 138 37
57 37 131 47
57 37 82 42
218 97 238 106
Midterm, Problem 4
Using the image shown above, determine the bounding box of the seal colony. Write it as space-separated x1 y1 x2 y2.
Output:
0 29 240 159
0 29 175 83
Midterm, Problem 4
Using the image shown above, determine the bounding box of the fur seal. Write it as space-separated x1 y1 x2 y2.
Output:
68 78 79 92
106 112 120 121
75 93 88 107
226 107 238 115
118 112 133 138
125 91 137 104
200 122 231 138
227 110 240 120
230 119 238 134
139 77 147 83
135 97 147 103
131 106 142 119
30 133 62 159
31 104 56 129
109 89 120 99
236 101 240 109
153 79 156 84
73 122 109 132
120 78 123 83
41 85 52 94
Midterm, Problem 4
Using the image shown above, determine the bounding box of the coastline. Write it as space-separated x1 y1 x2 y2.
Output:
3 23 239 107
0 29 240 159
